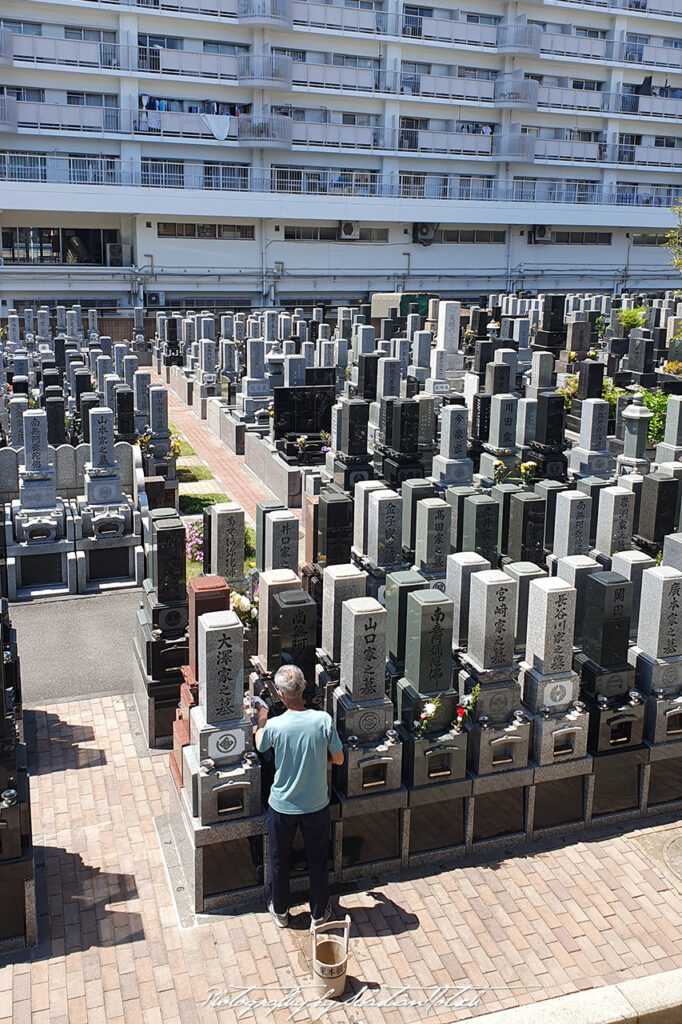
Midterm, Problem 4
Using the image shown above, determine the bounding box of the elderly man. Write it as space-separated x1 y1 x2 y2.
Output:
255 664 344 929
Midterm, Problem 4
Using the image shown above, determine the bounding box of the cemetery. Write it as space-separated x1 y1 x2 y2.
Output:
2 289 682 1021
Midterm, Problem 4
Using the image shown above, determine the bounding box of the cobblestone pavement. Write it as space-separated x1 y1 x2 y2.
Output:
3 692 682 1024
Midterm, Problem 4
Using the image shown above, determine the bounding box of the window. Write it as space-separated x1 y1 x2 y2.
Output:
0 152 47 181
273 47 307 61
654 135 682 148
441 228 506 243
552 231 612 244
572 79 603 91
332 54 380 68
66 92 117 107
2 86 44 102
358 227 388 240
575 26 606 38
141 159 184 188
663 38 682 48
465 12 500 23
203 162 249 190
0 20 41 35
69 154 118 184
157 222 254 239
458 66 497 80
283 225 338 240
632 232 668 245
204 41 250 55
138 33 183 49
458 175 494 199
65 27 116 42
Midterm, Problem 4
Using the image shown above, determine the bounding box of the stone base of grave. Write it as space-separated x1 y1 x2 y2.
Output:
75 535 144 593
166 778 267 912
333 787 408 881
405 777 472 865
590 746 650 821
0 843 36 951
531 756 594 836
5 542 78 601
469 765 535 849
192 382 219 421
646 743 682 812
244 434 303 508
399 726 468 788
169 367 193 407
132 646 182 748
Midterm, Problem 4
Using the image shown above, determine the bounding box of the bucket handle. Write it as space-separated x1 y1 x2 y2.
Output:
312 914 351 956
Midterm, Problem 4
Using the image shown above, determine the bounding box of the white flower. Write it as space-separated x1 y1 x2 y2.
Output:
250 608 258 620
423 702 436 716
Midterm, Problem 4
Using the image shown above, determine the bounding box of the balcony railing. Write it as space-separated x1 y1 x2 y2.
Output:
396 128 493 156
292 61 383 93
610 143 682 166
496 23 542 53
400 72 495 102
1 154 678 210
616 92 682 118
0 96 17 132
291 122 387 150
538 85 607 112
492 133 536 161
237 115 292 146
237 0 292 25
534 138 605 162
0 27 12 66
138 45 238 78
237 53 292 87
494 75 538 108
11 33 124 69
558 0 682 15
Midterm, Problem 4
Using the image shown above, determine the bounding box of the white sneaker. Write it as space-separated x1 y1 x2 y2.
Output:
310 902 332 932
268 901 289 928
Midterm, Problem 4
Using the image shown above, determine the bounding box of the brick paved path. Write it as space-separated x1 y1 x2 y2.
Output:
161 381 285 525
3 694 682 1024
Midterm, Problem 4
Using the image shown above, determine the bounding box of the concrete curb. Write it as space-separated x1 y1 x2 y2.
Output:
478 968 682 1023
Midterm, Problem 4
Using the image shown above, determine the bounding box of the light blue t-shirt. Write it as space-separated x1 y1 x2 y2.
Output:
257 709 343 815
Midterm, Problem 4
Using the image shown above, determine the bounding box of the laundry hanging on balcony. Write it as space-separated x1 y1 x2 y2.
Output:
201 113 231 140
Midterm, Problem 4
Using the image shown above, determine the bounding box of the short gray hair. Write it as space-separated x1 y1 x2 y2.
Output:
274 664 306 698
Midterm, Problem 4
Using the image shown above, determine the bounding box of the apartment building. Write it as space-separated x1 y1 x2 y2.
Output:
0 0 681 309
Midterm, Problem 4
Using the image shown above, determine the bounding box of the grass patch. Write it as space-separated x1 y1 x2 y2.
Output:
169 422 196 457
244 525 256 574
179 492 230 516
176 465 214 483
186 558 203 581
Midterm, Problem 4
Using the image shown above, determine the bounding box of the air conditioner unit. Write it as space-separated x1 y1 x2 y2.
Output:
412 222 439 246
146 291 166 307
105 242 132 267
532 225 554 244
338 221 360 240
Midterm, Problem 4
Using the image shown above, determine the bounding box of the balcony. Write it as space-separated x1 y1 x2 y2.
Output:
292 1 388 34
0 96 17 132
492 133 536 160
494 75 538 109
292 121 387 149
402 13 497 47
237 53 292 87
291 61 383 93
11 34 125 69
541 31 611 61
401 73 495 103
538 85 607 112
535 138 604 162
237 114 292 146
15 100 127 134
610 142 682 167
625 42 682 70
559 0 682 15
396 127 493 155
617 92 682 119
496 23 542 53
138 45 238 79
238 0 292 25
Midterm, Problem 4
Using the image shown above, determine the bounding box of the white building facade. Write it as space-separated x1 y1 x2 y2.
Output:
0 0 681 309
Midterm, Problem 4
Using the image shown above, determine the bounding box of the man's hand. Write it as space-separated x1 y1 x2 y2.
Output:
252 697 269 747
